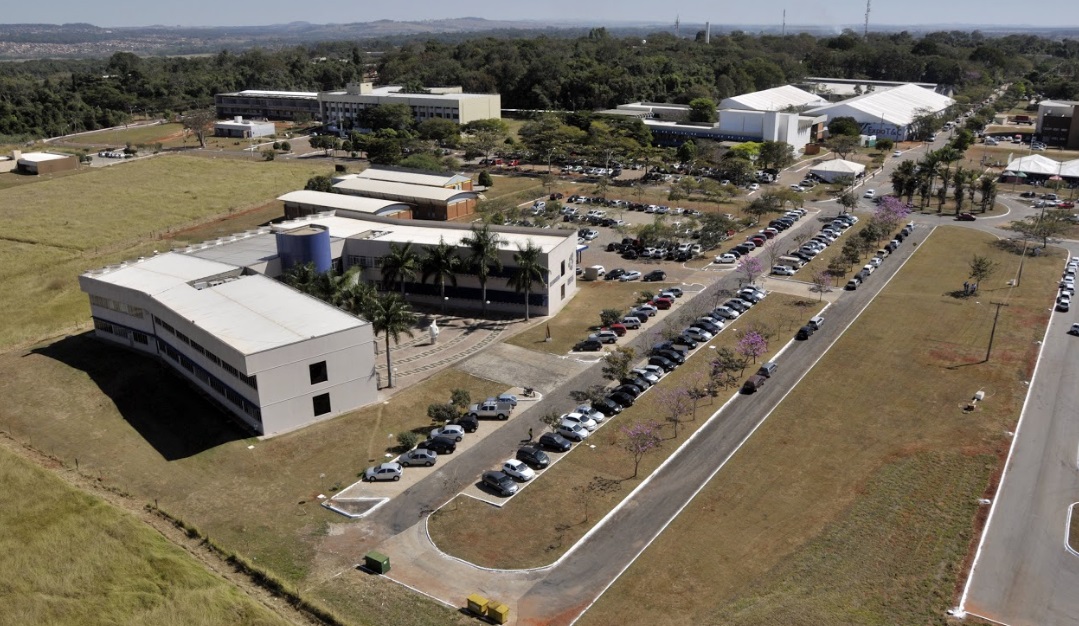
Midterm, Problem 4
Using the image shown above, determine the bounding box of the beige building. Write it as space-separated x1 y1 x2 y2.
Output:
320 82 501 129
333 177 479 221
16 151 78 175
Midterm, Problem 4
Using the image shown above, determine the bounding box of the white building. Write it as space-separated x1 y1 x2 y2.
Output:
278 190 413 220
320 82 501 129
79 253 379 437
720 85 828 112
214 116 276 138
809 159 866 183
806 83 956 141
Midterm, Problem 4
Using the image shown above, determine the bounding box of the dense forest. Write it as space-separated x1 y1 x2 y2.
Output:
2 28 1078 140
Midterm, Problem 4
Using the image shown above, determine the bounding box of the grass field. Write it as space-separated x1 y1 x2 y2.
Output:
69 122 186 147
0 155 328 350
576 226 1061 626
0 336 498 624
429 293 824 568
0 447 289 626
504 281 652 355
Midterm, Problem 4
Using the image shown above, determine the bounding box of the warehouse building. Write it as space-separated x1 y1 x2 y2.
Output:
16 151 78 175
805 83 955 141
719 85 828 112
333 177 479 221
353 166 473 191
213 116 276 138
320 82 501 129
79 250 379 437
278 190 413 220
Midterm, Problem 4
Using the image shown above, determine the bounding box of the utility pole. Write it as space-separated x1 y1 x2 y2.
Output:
985 301 1009 362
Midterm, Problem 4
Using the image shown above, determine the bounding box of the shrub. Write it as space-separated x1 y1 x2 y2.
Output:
478 170 493 187
427 402 458 423
280 141 291 152
334 163 347 172
272 141 281 150
261 149 275 161
450 388 471 410
600 308 624 327
397 431 420 451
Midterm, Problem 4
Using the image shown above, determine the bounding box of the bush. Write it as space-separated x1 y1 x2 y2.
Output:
427 402 458 423
334 163 347 172
478 170 493 187
280 141 291 152
637 291 655 304
600 308 624 327
272 141 281 150
261 149 275 161
397 431 420 451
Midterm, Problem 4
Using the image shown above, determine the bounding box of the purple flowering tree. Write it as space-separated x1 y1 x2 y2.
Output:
621 420 663 478
874 195 912 231
736 330 768 364
657 387 692 438
737 255 764 286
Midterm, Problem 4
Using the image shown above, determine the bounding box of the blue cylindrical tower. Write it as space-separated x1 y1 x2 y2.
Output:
276 224 332 274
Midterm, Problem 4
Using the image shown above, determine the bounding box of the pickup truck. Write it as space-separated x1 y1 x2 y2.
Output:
467 398 514 420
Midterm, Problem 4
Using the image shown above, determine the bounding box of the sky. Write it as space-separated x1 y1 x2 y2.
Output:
5 0 1078 29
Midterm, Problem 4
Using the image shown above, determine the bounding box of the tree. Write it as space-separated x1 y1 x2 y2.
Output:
427 402 457 423
875 138 894 152
181 108 215 149
463 119 509 163
602 346 637 382
540 410 564 431
381 241 421 295
417 118 460 147
362 103 414 132
837 192 859 214
261 149 275 161
621 421 663 479
874 196 912 230
737 255 764 285
367 293 417 388
758 141 795 170
952 166 967 214
826 135 859 160
657 387 692 438
827 256 848 284
280 140 291 152
1003 213 1070 248
600 308 625 327
711 346 745 386
509 240 547 321
978 176 997 213
450 388 471 412
841 238 862 266
968 256 997 292
304 174 335 193
811 269 831 300
420 237 460 315
828 116 861 137
461 224 504 317
399 153 448 172
676 140 698 164
478 170 493 187
520 114 586 171
736 330 768 364
397 431 420 451
688 98 717 124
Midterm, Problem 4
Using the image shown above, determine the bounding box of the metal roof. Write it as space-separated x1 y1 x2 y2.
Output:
806 84 955 126
231 90 319 99
333 178 477 203
720 86 828 112
84 253 365 356
355 167 472 188
18 152 72 163
277 190 411 215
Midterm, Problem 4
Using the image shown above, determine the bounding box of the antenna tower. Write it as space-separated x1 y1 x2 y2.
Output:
675 15 680 38
864 0 871 39
782 9 786 36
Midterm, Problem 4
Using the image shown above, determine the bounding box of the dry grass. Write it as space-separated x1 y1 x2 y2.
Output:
0 156 327 350
482 173 543 201
428 293 824 569
0 447 290 626
0 335 501 603
576 226 1061 626
65 123 187 147
504 281 654 355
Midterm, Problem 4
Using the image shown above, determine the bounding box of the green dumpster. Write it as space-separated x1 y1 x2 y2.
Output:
363 551 390 574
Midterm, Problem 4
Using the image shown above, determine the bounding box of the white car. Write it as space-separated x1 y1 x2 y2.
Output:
430 425 465 441
561 412 598 431
747 183 760 191
863 189 876 198
502 459 536 481
640 364 666 380
574 405 607 423
683 327 713 342
620 270 643 282
557 421 590 441
893 150 902 157
772 265 796 276
868 257 882 268
631 369 660 385
714 253 738 264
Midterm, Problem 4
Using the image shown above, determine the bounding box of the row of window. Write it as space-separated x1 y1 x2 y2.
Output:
157 337 262 422
90 294 145 319
94 318 149 345
153 315 258 390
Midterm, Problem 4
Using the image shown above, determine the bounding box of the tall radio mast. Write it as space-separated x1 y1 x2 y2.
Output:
782 9 786 36
864 0 871 39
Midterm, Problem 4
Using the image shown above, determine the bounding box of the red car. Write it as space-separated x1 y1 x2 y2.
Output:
650 298 673 310
605 323 628 336
956 213 977 221
1059 201 1075 209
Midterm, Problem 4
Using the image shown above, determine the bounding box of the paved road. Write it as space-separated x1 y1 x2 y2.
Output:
960 240 1079 625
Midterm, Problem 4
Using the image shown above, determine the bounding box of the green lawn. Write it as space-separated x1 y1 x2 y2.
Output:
577 226 1061 626
0 447 290 626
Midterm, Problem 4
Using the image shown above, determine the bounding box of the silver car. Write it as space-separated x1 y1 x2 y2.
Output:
364 462 402 482
398 448 437 467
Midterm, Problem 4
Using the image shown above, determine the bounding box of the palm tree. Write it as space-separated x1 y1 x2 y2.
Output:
336 269 376 317
381 241 420 296
421 237 460 315
461 224 504 317
509 241 547 322
366 293 416 388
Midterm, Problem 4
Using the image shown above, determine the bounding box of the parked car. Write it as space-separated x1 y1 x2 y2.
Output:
635 303 658 316
496 393 518 406
481 471 519 497
643 270 667 282
538 432 573 452
605 268 627 281
607 391 636 408
418 436 457 454
631 368 661 385
648 355 677 372
516 445 551 469
430 425 465 442
574 339 603 352
502 459 536 481
1069 323 1079 336
591 397 623 417
606 323 627 336
715 252 738 264
796 324 816 340
772 265 796 276
684 327 713 342
863 189 876 198
742 374 767 393
846 277 861 290
620 270 643 282
557 421 590 441
621 316 642 329
574 405 607 423
454 414 479 433
399 448 438 467
957 213 977 221
712 306 740 321
660 287 684 298
694 318 724 334
656 349 686 365
364 462 403 482
561 412 598 431
589 330 619 344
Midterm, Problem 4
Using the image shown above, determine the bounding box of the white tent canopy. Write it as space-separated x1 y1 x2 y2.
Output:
809 159 866 183
1059 159 1079 178
1003 154 1067 177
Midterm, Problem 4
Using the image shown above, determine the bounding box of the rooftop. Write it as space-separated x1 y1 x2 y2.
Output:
277 190 411 215
354 167 472 188
333 178 477 203
84 253 365 357
228 90 319 99
806 83 955 126
18 152 73 163
720 85 828 112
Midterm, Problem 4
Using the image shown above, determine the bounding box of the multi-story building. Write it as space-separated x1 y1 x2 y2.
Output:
319 82 501 129
1036 100 1079 150
214 90 321 122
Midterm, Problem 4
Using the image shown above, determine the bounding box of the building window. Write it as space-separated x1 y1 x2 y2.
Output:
309 361 328 385
313 393 331 416
561 260 565 277
561 284 566 300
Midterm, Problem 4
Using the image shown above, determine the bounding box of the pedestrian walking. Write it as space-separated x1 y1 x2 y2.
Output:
528 427 533 441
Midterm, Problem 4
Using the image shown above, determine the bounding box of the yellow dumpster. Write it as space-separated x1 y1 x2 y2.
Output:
486 602 510 624
466 593 489 616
